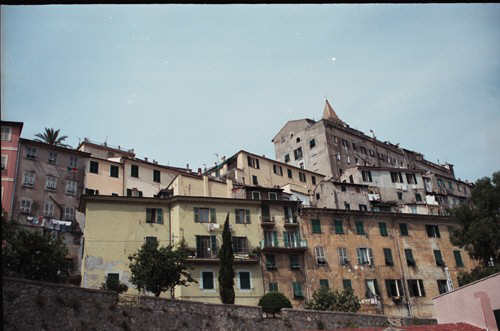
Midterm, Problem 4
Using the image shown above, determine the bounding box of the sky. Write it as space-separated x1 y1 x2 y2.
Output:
2 4 499 182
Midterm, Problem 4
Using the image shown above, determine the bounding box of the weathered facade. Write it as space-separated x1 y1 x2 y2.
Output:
12 138 91 277
205 150 325 205
1 121 23 218
77 139 188 197
298 207 475 318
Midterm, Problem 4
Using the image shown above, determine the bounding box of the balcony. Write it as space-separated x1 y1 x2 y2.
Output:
260 215 275 227
259 239 307 253
368 193 380 202
284 216 299 227
185 248 258 264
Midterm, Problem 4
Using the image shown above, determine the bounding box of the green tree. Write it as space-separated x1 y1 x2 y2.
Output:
3 224 72 283
128 238 196 297
218 214 235 304
258 292 292 317
305 287 360 312
34 128 71 147
101 274 128 294
450 171 500 265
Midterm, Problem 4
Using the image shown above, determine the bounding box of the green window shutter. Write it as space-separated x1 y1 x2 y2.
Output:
194 207 199 222
400 223 408 236
320 279 329 289
211 236 217 255
146 208 152 223
157 209 163 224
283 232 289 248
335 220 344 234
272 232 278 246
210 208 216 223
356 221 364 234
312 219 321 233
269 282 278 292
246 209 250 224
384 248 393 265
356 248 362 264
343 279 352 290
293 282 303 297
379 222 388 236
454 250 464 267
435 225 441 238
426 225 433 237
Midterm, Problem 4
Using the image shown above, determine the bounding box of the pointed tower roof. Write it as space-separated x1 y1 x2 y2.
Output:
322 98 342 123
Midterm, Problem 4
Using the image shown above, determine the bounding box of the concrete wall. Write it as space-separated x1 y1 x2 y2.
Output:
433 272 500 331
3 277 437 331
123 159 178 197
85 157 123 196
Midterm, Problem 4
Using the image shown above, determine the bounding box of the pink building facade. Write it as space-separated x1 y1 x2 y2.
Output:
433 272 500 331
1 121 23 218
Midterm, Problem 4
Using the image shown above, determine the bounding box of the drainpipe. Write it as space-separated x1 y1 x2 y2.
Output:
391 217 413 317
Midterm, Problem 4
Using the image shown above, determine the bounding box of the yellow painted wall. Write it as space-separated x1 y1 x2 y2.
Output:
171 174 231 198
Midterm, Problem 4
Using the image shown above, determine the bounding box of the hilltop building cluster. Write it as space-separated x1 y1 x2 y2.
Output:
1 100 475 318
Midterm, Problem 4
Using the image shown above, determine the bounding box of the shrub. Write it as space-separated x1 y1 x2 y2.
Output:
305 287 360 312
258 292 292 317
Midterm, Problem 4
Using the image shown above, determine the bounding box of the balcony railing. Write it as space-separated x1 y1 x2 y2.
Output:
259 239 307 250
284 216 298 224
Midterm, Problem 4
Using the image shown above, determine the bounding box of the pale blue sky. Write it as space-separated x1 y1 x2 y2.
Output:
2 4 499 182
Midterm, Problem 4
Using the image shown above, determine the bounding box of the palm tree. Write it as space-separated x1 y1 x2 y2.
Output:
34 128 71 148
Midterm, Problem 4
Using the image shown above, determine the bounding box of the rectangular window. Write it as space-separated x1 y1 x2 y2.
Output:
397 192 403 200
312 176 316 185
355 221 365 235
426 224 441 238
252 175 258 185
69 156 78 168
153 170 161 183
391 172 403 183
265 254 276 270
315 246 326 265
293 147 303 160
379 222 388 236
415 193 422 202
406 173 417 184
357 248 373 265
289 255 300 269
238 271 251 290
299 172 306 182
65 180 77 195
194 207 215 223
247 156 260 169
146 208 164 224
44 200 55 217
284 154 290 163
405 249 416 266
362 170 372 182
46 176 57 190
131 164 139 178
145 236 157 245
334 219 344 234
385 279 404 297
202 271 214 290
90 161 99 174
437 280 449 294
343 279 352 291
251 191 261 200
399 223 409 236
269 282 278 292
454 250 464 267
273 164 283 176
311 219 321 234
384 248 394 266
1 154 7 170
359 204 368 211
26 146 37 159
48 151 57 165
20 199 32 213
319 279 329 289
196 236 218 258
338 247 349 265
292 282 304 298
344 202 351 210
23 171 35 187
365 279 380 299
1 126 12 141
232 237 248 254
110 165 119 178
407 279 426 297
268 192 278 200
434 250 445 266
309 139 316 149
235 209 251 224
287 169 292 178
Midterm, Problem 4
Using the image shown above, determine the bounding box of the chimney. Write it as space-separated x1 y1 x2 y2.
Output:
198 168 202 175
145 157 148 162
186 163 190 170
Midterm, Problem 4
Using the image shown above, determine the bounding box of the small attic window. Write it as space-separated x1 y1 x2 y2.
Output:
296 137 301 143
290 133 294 138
